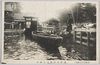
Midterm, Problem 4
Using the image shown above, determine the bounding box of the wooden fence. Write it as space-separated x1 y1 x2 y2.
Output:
73 28 96 59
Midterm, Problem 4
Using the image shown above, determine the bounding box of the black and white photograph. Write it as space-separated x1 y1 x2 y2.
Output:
1 1 99 64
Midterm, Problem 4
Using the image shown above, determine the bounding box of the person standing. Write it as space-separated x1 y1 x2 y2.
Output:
60 14 74 52
66 14 73 52
66 14 73 34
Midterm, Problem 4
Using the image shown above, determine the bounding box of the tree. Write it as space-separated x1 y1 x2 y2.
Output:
58 9 71 25
76 3 96 23
58 3 96 25
5 2 22 22
48 18 60 27
5 2 22 13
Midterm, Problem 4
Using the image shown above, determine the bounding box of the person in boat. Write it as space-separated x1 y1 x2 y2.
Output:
66 14 73 52
66 14 73 34
60 14 73 53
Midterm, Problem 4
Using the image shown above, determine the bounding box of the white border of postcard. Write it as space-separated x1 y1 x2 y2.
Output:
1 1 99 64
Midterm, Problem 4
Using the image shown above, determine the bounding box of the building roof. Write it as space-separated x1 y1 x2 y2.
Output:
14 12 37 20
13 13 24 19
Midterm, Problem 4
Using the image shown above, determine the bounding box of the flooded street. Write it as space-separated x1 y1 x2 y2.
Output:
4 37 60 60
2 2 97 64
4 35 83 60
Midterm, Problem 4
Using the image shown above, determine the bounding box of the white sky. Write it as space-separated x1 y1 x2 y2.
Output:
20 1 77 23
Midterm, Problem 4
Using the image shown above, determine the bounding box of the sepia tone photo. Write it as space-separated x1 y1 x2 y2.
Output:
1 1 99 64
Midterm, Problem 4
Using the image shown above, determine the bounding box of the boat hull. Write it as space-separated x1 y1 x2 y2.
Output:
32 33 63 52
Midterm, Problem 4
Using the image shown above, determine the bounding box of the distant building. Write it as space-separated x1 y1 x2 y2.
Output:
37 22 55 33
42 25 55 33
38 22 67 34
37 23 42 32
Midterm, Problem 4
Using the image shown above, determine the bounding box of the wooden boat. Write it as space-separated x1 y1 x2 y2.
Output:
32 31 63 51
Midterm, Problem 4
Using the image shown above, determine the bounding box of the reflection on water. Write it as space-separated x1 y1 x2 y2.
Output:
4 36 61 60
4 35 82 60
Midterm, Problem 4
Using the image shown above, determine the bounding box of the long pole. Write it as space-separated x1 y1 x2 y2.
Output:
77 4 79 24
70 8 75 25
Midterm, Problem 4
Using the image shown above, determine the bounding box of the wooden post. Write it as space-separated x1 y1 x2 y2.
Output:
19 23 21 40
87 32 90 47
80 31 82 45
87 32 90 59
74 31 76 43
12 22 14 30
11 22 14 48
80 31 82 53
11 23 13 42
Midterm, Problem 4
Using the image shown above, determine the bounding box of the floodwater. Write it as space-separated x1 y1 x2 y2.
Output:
4 35 81 60
4 35 61 60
